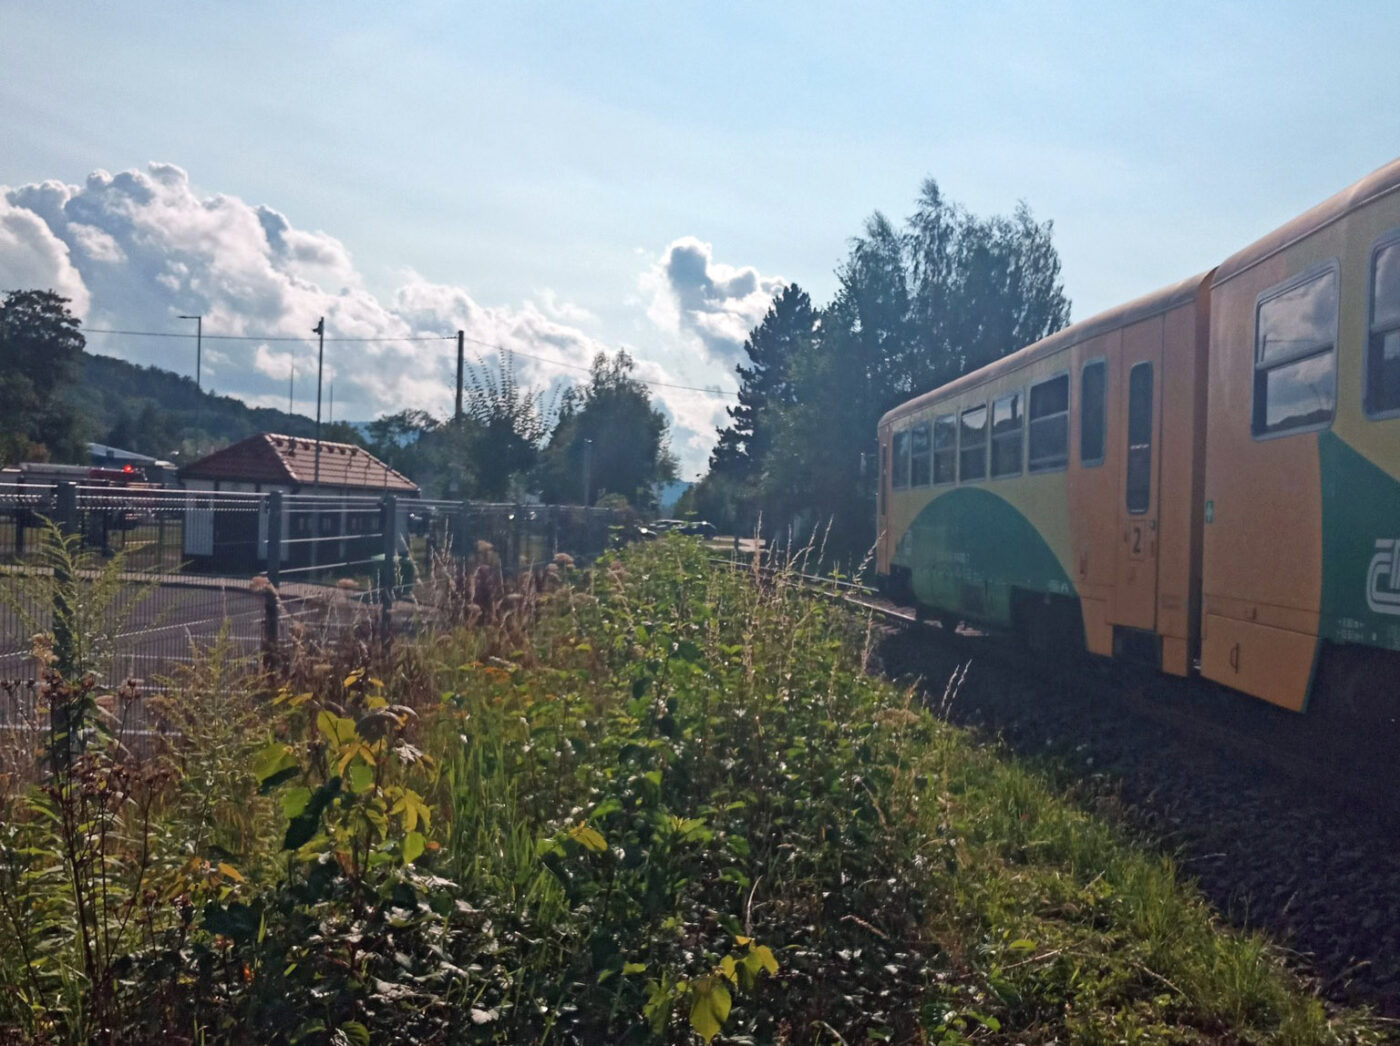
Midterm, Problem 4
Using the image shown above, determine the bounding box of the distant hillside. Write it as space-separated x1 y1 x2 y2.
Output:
65 353 324 465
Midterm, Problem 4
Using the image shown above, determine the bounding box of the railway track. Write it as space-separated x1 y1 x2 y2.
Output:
717 554 1400 1013
733 555 1397 810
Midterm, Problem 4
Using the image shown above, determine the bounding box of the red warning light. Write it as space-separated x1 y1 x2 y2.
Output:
123 464 134 473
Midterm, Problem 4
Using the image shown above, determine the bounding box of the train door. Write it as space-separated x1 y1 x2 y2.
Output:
1112 326 1163 633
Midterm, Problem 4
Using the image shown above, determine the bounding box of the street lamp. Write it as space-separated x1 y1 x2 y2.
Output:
178 314 203 392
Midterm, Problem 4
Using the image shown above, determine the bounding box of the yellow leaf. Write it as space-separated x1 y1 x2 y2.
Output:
689 978 731 1043
316 710 339 744
343 669 365 688
568 822 607 852
337 746 365 777
752 944 779 976
217 862 245 883
391 789 429 833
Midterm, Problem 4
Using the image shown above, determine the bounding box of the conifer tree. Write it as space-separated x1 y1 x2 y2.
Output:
709 283 818 480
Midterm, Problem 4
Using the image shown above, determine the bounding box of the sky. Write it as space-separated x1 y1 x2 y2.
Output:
3 1 1399 477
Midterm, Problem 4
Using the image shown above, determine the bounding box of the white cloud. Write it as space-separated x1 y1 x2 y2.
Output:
642 236 784 366
0 163 769 476
0 198 90 312
534 287 598 326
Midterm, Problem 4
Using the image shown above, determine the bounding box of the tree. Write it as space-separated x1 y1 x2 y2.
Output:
760 216 911 552
0 291 87 465
710 284 818 481
537 351 678 510
905 180 1070 391
711 178 1070 561
363 410 475 498
461 352 553 501
320 421 369 448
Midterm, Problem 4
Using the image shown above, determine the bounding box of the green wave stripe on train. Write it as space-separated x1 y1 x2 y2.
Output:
1320 431 1400 654
893 486 1075 626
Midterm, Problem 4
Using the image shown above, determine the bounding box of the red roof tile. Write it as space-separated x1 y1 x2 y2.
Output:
180 433 419 493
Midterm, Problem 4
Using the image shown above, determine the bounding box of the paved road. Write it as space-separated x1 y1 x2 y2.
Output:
0 575 368 686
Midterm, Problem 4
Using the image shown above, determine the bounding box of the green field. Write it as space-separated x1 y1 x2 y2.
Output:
0 538 1381 1044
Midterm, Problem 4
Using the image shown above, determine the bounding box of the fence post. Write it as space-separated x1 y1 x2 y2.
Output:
512 506 523 575
50 481 80 772
54 481 78 538
266 490 283 588
455 500 471 563
380 494 398 638
262 491 283 672
52 482 79 677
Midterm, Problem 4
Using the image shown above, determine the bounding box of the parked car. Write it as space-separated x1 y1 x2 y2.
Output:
650 518 716 538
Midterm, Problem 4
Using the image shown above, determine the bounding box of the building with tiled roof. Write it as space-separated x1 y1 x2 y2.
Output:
180 433 419 495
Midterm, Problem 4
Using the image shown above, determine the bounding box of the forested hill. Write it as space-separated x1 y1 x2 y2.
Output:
66 352 319 461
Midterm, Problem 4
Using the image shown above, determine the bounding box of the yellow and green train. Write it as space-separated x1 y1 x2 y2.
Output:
876 158 1400 718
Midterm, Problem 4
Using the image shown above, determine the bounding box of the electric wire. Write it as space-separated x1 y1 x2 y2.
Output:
80 325 738 399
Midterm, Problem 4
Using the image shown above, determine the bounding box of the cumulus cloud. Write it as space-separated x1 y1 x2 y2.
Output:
534 287 598 327
0 198 90 312
0 163 762 476
642 236 784 366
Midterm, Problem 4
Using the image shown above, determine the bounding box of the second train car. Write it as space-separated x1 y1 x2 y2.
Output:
876 157 1400 718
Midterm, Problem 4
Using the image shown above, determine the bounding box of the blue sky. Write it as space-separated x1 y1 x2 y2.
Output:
3 2 1398 474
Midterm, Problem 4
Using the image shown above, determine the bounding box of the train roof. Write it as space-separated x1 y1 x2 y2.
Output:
881 270 1209 428
881 155 1400 431
1213 155 1400 289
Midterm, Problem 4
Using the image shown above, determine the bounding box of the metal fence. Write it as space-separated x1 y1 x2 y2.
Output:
0 484 626 741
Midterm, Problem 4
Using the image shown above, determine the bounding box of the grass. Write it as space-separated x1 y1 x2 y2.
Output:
0 535 1384 1044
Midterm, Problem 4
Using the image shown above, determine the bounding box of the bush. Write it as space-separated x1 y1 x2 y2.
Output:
0 535 1382 1044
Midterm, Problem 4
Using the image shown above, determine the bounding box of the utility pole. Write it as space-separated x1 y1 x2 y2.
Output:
329 381 334 424
313 317 325 488
455 329 465 422
179 314 203 392
288 363 294 415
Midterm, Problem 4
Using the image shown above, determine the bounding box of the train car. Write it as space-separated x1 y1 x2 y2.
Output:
876 272 1212 675
877 156 1400 717
1200 159 1400 715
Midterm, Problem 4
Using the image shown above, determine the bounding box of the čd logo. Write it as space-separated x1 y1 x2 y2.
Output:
1368 539 1400 616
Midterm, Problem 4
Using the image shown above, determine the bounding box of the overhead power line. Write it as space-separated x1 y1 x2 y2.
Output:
81 324 738 399
457 333 734 396
82 327 451 343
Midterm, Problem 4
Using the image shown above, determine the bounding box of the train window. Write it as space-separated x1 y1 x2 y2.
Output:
990 392 1023 477
909 423 932 486
1126 362 1153 514
1080 361 1106 465
1027 373 1069 472
892 430 910 490
932 414 957 484
1367 237 1400 417
1253 265 1338 436
959 405 988 481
